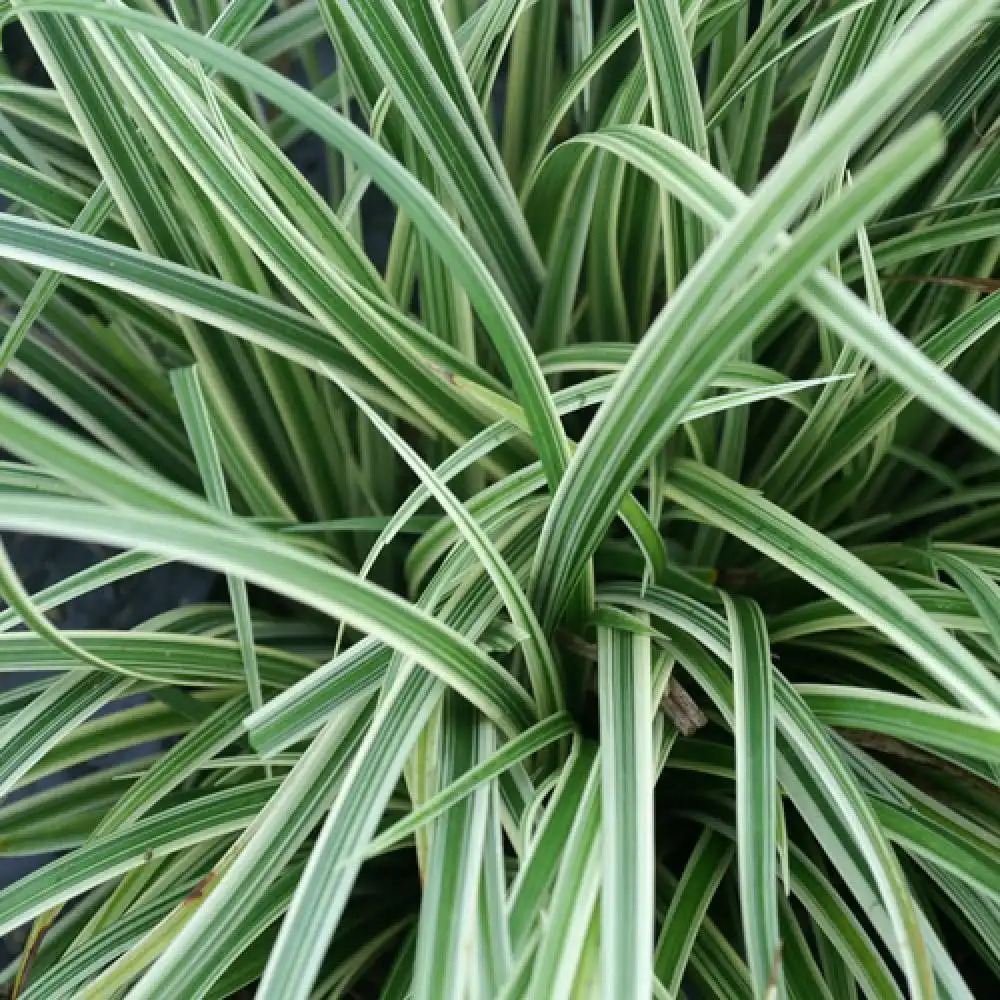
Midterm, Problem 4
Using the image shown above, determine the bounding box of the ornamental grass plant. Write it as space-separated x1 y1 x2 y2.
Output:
0 0 998 997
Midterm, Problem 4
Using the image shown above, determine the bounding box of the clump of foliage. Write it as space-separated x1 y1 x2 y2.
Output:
0 0 999 997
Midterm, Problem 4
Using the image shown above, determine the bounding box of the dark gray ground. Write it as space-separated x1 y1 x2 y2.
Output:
0 105 395 965
0 381 215 966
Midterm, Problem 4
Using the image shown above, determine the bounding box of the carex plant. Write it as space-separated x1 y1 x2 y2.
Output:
0 0 997 997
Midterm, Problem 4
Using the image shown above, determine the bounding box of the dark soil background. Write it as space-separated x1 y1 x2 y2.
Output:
0 20 395 974
0 378 216 971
